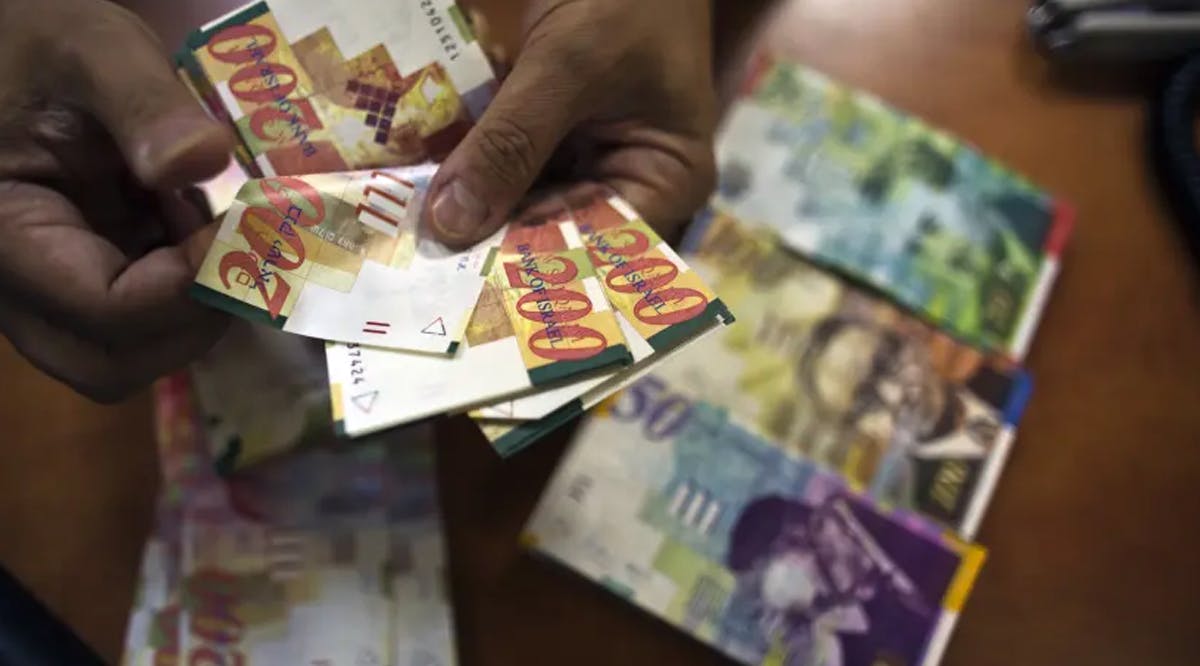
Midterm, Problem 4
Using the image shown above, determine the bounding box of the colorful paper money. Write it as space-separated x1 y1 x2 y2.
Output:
525 382 986 666
659 209 1030 537
715 55 1074 358
122 376 457 666
327 200 643 439
177 0 496 177
470 195 736 456
191 164 499 354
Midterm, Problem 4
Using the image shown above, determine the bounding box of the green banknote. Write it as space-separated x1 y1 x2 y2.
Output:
716 55 1074 358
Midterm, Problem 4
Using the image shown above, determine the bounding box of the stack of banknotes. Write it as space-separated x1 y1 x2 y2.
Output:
520 53 1074 666
121 2 1075 663
175 0 734 465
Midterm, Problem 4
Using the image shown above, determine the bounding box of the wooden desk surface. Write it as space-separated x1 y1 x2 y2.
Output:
2 1 1198 664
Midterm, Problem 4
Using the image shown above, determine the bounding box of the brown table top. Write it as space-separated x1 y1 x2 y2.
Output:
3 1 1199 664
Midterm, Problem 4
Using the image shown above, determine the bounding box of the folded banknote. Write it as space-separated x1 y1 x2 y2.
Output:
177 0 496 177
328 194 733 449
664 209 1031 538
191 164 499 354
716 55 1074 359
525 382 986 666
122 376 456 666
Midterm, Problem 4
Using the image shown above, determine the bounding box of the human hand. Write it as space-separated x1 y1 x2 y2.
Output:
424 0 718 246
0 0 235 402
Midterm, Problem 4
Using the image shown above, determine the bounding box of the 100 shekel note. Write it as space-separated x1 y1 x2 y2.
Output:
178 0 495 176
471 194 735 456
327 203 638 438
525 387 985 666
716 56 1074 358
664 210 1031 537
192 164 498 354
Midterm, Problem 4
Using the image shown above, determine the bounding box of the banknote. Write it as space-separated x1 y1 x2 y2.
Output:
715 55 1074 358
469 194 735 456
178 0 496 177
661 210 1031 537
472 194 735 424
191 164 499 354
526 386 986 666
326 198 644 439
122 375 457 666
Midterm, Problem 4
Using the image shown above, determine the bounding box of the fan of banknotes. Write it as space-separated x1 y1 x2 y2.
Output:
122 2 1074 665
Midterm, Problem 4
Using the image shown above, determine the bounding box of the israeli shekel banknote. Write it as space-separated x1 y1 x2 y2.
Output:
468 195 735 456
716 55 1074 358
122 376 456 666
191 164 499 354
525 386 985 666
326 195 697 439
661 209 1031 538
177 0 495 177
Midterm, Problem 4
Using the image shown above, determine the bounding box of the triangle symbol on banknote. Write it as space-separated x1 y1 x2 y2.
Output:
352 391 379 414
421 317 447 337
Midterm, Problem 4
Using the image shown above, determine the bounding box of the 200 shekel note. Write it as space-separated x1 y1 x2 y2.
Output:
469 195 735 456
122 376 457 666
525 386 985 666
192 164 499 354
178 0 496 176
326 199 644 439
716 56 1074 358
657 210 1031 538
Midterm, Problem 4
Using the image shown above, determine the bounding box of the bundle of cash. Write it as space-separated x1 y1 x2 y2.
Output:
122 375 456 665
326 194 735 454
715 55 1075 359
177 1 735 457
525 377 986 666
668 209 1031 539
188 168 732 457
176 0 497 178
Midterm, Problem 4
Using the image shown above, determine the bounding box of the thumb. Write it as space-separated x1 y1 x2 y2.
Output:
424 25 589 246
66 3 233 188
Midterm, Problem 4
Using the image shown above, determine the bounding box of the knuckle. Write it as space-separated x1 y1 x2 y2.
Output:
476 118 539 187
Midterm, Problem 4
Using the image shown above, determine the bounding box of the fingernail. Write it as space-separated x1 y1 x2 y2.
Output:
134 113 227 185
431 180 488 240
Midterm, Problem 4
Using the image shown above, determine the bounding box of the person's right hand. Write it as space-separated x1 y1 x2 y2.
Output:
0 0 234 402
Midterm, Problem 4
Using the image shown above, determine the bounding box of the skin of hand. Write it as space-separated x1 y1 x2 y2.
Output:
424 0 720 247
0 0 235 402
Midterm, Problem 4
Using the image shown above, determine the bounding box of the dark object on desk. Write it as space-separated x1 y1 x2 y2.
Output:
1150 51 1200 267
1028 0 1200 62
0 565 104 666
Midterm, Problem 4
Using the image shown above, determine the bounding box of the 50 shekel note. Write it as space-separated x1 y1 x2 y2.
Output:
191 163 498 354
659 209 1031 538
525 386 985 666
716 55 1074 358
178 0 496 177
